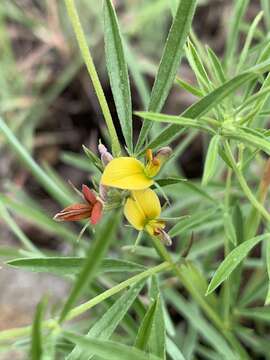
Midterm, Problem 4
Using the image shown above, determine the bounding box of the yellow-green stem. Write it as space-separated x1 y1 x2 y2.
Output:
64 0 121 156
224 140 270 224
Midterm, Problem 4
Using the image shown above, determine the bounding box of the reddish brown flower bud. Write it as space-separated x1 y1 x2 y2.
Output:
54 185 103 225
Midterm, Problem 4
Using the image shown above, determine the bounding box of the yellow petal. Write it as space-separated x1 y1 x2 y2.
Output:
124 196 145 230
101 157 153 190
132 189 161 220
124 188 162 230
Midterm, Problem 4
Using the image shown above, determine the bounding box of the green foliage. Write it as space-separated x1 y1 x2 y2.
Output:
1 1 270 359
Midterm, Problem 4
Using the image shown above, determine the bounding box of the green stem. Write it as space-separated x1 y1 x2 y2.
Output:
150 235 251 359
224 140 270 224
222 169 232 326
64 0 121 156
66 261 170 320
0 261 171 342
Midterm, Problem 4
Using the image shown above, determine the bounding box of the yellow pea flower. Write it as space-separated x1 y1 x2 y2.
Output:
124 188 172 245
101 147 172 190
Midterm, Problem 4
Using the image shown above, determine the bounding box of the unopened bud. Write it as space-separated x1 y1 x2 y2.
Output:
98 143 107 155
98 143 113 165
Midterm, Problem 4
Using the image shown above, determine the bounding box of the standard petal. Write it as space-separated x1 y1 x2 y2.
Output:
101 157 153 190
124 197 145 230
132 189 161 220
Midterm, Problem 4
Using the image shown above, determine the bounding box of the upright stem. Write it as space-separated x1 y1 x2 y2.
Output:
222 169 232 327
64 0 121 156
224 140 270 224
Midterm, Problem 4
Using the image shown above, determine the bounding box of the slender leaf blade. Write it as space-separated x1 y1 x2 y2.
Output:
135 300 157 351
140 72 255 153
206 234 269 295
7 257 145 276
135 0 197 151
202 135 220 186
67 280 145 360
31 299 46 360
63 332 162 360
103 0 133 151
149 296 166 359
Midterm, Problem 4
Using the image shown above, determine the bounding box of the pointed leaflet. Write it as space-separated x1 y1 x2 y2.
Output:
134 300 157 351
59 211 120 322
103 0 133 152
67 280 145 360
7 257 145 276
138 72 255 153
30 299 47 360
134 288 165 358
135 0 197 152
202 135 220 186
63 332 161 360
149 296 166 359
206 234 270 295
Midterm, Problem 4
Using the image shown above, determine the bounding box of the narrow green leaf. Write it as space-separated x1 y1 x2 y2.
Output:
64 0 121 156
235 85 270 115
236 11 263 73
136 112 215 134
135 0 197 151
103 0 133 152
67 280 145 360
156 177 215 202
202 135 220 186
206 46 226 84
166 338 186 360
261 0 270 30
169 208 218 237
7 257 145 276
206 234 270 295
82 145 104 172
135 300 157 351
224 0 249 67
149 296 166 359
155 177 186 188
31 299 46 360
139 72 255 153
232 203 244 245
222 127 270 155
63 332 161 360
59 212 120 322
185 40 212 93
175 77 203 97
236 307 270 323
165 289 236 359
